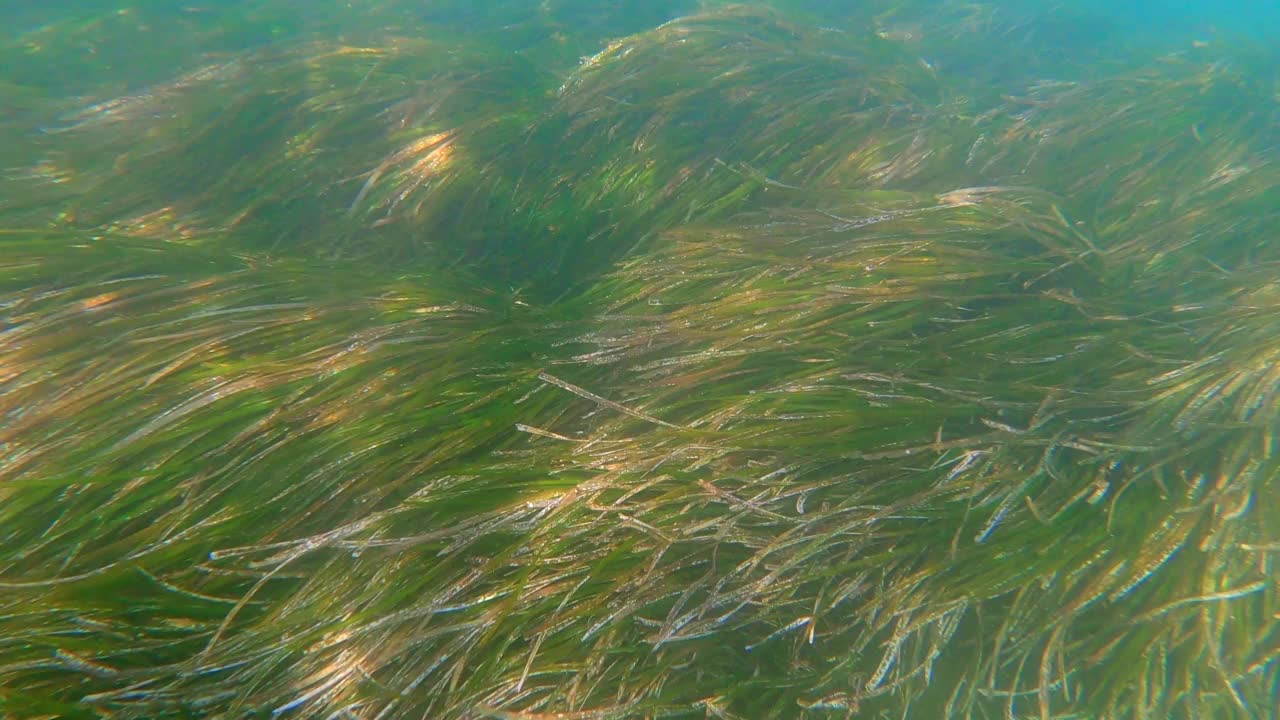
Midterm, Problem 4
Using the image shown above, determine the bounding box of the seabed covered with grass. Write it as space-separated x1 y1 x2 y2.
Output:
0 2 1277 718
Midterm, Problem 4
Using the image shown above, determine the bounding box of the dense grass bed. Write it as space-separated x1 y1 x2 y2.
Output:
1 2 1276 718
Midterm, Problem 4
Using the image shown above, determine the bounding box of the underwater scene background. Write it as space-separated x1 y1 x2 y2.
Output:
1 1 1278 718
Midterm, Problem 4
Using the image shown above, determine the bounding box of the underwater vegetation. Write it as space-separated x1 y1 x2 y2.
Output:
1 2 1277 719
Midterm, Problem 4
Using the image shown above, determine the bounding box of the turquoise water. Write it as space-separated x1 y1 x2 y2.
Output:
1 2 1277 719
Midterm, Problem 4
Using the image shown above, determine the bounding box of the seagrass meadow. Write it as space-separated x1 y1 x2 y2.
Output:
1 2 1278 719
